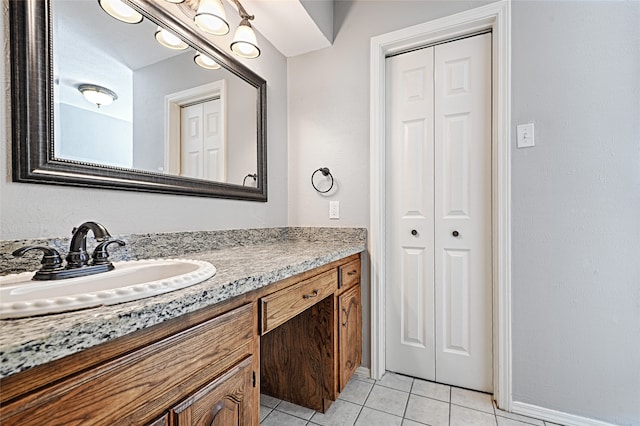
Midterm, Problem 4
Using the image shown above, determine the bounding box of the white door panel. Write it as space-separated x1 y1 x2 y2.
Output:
203 98 224 181
386 33 492 392
434 33 492 392
385 47 435 381
180 98 224 180
181 104 202 179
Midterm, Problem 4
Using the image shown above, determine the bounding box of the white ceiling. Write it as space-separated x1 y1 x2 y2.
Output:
242 0 334 57
55 0 334 77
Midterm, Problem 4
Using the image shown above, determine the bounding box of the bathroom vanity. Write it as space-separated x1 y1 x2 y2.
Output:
0 228 365 425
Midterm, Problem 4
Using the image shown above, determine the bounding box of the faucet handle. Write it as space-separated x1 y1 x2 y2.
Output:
92 239 126 265
12 246 64 271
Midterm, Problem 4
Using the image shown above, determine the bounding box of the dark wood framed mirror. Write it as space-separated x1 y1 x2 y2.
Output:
9 0 267 201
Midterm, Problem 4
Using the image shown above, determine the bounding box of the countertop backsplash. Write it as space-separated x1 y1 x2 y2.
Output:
0 227 366 275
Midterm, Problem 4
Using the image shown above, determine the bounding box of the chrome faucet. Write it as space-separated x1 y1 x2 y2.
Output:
12 221 125 280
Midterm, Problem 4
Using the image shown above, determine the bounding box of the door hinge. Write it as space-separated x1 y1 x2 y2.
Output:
253 371 256 387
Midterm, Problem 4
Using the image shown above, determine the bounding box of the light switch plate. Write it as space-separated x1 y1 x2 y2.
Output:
329 201 340 219
517 123 535 148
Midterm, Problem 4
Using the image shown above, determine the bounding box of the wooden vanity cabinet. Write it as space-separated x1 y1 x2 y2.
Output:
169 356 255 426
0 253 362 423
0 303 259 426
260 254 362 412
338 284 362 391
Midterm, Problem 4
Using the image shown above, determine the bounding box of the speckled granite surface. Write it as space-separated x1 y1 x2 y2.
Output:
0 227 366 378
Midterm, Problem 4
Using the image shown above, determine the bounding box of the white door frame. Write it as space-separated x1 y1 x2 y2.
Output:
369 0 512 410
164 79 227 176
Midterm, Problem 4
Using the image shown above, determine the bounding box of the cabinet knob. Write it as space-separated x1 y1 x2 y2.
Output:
411 229 418 236
452 230 460 237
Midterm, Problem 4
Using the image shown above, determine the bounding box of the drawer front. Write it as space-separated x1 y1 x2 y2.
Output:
260 269 337 334
1 304 254 425
338 259 360 290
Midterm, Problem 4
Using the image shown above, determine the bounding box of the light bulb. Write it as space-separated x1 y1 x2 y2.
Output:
194 52 221 70
78 84 118 107
98 0 143 24
230 19 260 59
154 26 188 50
195 0 229 35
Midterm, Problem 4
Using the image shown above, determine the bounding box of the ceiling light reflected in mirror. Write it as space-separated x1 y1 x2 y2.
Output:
97 0 261 59
194 52 221 69
78 84 118 107
98 0 142 24
154 26 189 50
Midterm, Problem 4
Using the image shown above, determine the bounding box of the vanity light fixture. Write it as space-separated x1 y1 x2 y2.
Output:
228 0 260 58
169 0 261 59
231 17 260 58
98 0 143 24
154 26 189 50
78 84 118 108
194 0 229 36
194 52 221 70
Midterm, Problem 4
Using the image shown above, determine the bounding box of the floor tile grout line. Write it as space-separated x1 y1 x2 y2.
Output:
361 405 404 421
272 406 315 422
261 377 550 426
350 379 377 425
399 378 413 420
450 401 496 416
351 402 365 426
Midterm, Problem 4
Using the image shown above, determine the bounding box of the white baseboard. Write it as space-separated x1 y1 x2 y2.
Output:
355 366 371 378
512 401 619 426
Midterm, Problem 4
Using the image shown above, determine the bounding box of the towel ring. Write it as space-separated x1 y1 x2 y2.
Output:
311 167 334 193
242 173 257 186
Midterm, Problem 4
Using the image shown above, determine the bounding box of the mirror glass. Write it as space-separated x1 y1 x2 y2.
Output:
52 0 258 186
9 0 266 200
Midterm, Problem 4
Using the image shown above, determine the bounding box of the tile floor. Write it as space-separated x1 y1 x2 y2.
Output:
260 372 561 426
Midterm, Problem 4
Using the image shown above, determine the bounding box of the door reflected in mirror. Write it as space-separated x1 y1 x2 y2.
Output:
52 0 258 187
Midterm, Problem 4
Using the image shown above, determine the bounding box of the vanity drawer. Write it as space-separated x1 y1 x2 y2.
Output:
0 304 255 425
338 258 360 291
260 269 338 334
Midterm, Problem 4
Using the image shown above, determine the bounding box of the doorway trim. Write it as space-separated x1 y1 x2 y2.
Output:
369 0 512 410
164 79 227 176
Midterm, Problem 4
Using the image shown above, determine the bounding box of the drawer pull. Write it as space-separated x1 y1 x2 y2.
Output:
341 308 348 326
303 289 319 299
347 270 358 276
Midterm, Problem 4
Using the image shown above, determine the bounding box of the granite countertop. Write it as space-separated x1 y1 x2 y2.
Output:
0 227 366 379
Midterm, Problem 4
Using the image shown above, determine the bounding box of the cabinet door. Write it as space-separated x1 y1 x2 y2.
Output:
0 304 254 425
339 285 362 391
170 356 255 426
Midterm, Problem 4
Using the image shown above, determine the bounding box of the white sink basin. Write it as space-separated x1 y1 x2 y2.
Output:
0 259 216 319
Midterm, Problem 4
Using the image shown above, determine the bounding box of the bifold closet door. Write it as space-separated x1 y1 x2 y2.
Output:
385 33 492 392
180 98 224 181
385 46 437 382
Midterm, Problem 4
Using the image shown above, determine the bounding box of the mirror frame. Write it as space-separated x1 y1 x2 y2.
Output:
9 0 267 201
